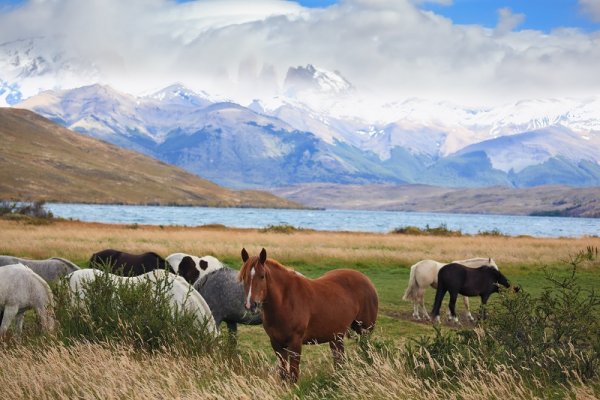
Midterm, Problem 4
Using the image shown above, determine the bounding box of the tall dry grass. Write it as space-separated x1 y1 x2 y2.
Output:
0 341 593 399
1 219 598 268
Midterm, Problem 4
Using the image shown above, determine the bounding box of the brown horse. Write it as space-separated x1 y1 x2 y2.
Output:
238 248 378 382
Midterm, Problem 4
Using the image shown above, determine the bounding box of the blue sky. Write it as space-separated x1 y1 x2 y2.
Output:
421 0 600 32
1 0 599 32
294 0 600 32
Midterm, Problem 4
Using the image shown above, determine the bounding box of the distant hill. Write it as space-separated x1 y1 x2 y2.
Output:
271 183 600 218
0 108 302 208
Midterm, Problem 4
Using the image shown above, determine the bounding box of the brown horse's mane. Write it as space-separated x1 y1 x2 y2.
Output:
238 257 297 283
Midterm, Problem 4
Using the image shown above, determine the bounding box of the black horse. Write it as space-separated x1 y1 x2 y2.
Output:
89 249 199 284
431 263 512 323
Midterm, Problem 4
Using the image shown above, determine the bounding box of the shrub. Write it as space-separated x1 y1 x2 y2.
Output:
0 200 55 223
259 224 304 234
391 223 462 236
405 247 600 387
52 265 222 356
390 225 425 235
477 228 505 236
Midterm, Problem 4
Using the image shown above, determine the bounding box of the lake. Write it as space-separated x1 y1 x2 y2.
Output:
44 203 600 238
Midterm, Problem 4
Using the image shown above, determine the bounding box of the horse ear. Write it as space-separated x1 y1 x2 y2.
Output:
259 248 267 264
178 256 200 284
241 248 249 262
199 260 208 270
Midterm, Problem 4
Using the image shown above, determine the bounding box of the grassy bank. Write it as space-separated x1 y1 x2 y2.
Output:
1 219 599 398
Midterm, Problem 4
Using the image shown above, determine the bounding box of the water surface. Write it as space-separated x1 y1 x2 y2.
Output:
45 203 600 238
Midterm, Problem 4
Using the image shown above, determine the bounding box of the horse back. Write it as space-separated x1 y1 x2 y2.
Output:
318 269 377 298
90 249 167 276
439 263 496 296
309 269 378 331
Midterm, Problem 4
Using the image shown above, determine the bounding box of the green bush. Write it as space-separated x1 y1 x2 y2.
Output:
259 224 304 234
52 266 223 356
477 228 505 236
405 247 600 387
391 223 462 236
0 200 55 224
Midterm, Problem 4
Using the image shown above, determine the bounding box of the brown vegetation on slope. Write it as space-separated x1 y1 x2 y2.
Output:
0 108 301 208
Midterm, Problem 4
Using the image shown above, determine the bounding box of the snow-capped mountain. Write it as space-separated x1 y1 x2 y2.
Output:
284 64 353 96
15 83 600 188
456 126 600 173
0 37 98 106
4 37 600 188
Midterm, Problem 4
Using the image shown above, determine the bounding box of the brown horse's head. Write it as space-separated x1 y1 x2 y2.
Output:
239 248 268 312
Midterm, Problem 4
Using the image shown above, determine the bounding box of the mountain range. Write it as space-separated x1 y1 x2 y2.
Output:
2 36 600 189
14 83 600 189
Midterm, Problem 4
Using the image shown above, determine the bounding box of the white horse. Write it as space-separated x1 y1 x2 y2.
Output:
0 263 55 337
403 257 498 321
166 253 225 282
0 255 80 282
68 269 218 336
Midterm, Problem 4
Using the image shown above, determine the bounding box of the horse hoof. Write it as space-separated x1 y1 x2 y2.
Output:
412 315 421 321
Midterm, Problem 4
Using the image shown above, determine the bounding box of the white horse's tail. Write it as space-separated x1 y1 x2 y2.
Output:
402 264 419 301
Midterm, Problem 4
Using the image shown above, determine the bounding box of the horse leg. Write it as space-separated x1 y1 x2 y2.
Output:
448 291 459 324
286 339 303 383
224 321 238 347
412 300 420 320
463 296 475 322
479 294 491 320
270 338 289 381
329 336 345 369
0 305 18 336
431 285 447 324
226 321 238 334
418 288 430 320
14 311 25 335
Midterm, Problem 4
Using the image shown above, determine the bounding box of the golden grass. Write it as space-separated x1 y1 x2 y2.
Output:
1 219 598 268
0 341 591 399
1 219 599 398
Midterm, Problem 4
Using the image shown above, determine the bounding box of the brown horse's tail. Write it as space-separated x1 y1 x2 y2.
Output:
402 264 419 301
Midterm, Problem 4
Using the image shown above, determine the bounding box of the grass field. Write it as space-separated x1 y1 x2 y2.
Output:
1 218 599 398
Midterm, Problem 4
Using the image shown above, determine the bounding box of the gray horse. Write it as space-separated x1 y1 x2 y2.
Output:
0 256 80 282
193 266 262 334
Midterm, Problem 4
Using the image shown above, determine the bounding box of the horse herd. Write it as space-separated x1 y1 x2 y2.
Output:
0 249 515 382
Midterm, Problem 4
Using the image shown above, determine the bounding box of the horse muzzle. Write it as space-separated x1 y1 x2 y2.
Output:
245 301 261 313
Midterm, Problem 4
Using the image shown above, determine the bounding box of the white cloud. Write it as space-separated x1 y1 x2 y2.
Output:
495 7 525 35
412 0 453 5
1 0 600 107
579 0 600 22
